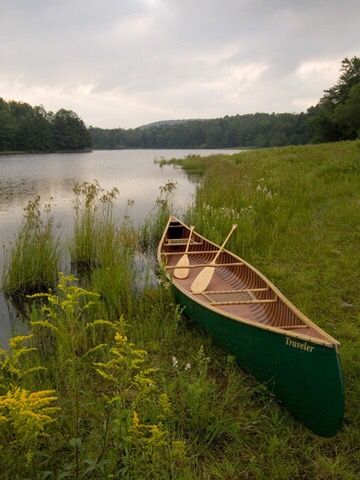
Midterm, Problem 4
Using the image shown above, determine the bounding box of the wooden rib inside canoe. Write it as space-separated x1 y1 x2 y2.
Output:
158 216 344 437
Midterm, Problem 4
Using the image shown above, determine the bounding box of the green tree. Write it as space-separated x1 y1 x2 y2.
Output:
0 98 91 152
15 107 53 152
52 109 91 150
333 83 360 139
0 98 16 150
322 57 360 105
309 57 360 142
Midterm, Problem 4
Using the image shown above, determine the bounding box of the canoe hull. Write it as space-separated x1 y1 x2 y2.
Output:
173 287 344 437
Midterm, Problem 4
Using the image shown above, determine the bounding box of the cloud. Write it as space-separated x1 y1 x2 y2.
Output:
0 0 359 127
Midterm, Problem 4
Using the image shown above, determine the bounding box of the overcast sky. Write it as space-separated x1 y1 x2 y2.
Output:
1 0 359 128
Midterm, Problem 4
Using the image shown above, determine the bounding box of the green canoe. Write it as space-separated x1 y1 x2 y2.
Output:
158 216 344 437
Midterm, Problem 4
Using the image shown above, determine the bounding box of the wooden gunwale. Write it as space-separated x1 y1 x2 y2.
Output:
158 216 340 350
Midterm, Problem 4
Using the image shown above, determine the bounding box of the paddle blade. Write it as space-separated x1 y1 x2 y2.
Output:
173 254 190 279
190 266 215 293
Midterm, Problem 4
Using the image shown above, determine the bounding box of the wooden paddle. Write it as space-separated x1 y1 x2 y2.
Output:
190 224 237 293
173 226 195 279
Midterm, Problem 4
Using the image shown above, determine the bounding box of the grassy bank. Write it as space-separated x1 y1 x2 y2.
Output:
1 141 360 478
161 140 360 477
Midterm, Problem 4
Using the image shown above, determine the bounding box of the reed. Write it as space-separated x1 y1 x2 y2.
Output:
2 196 60 296
139 179 178 255
89 223 136 320
71 182 139 319
70 181 120 271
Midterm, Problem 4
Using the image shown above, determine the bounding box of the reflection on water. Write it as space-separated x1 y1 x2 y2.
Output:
0 148 239 346
0 294 28 348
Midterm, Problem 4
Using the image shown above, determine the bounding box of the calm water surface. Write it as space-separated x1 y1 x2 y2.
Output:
0 148 239 345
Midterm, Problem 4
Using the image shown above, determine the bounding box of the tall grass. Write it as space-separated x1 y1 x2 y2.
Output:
169 140 360 478
2 196 60 295
70 181 142 320
70 181 121 271
139 180 178 255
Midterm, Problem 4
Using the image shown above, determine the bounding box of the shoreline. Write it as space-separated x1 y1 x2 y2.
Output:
0 148 93 156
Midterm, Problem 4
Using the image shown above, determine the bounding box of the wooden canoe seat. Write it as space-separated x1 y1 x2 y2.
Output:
195 288 277 306
164 238 202 247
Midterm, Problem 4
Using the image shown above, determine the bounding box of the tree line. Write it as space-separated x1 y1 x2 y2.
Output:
0 99 91 152
91 56 360 149
1 57 359 153
90 112 312 149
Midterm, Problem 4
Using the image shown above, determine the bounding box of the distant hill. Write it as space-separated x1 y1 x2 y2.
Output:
137 119 199 129
90 57 360 150
89 112 312 150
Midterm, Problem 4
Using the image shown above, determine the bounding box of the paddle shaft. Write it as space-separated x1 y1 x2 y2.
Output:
173 226 195 279
185 226 195 253
211 224 238 265
190 224 237 293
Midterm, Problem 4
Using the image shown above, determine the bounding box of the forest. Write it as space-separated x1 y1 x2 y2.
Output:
0 100 91 152
0 57 359 153
91 57 360 149
90 112 312 149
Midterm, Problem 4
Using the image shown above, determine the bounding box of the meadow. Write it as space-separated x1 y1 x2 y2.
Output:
1 140 360 479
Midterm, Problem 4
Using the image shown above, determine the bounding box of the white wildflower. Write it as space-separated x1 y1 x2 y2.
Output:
172 356 178 369
185 363 191 371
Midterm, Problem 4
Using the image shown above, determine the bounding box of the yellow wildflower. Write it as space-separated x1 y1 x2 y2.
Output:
0 387 60 445
171 440 186 459
159 393 171 416
9 335 34 349
130 410 140 432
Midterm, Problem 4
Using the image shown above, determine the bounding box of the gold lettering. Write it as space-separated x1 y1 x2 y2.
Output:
285 337 314 353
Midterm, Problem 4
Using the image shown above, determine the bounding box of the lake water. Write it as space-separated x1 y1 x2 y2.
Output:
0 148 239 346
